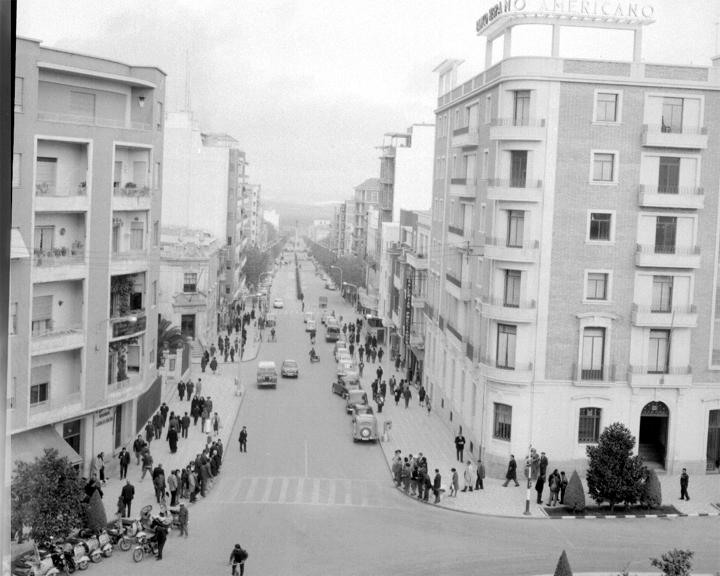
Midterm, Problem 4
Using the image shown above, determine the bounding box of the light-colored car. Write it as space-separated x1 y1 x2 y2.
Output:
273 298 284 309
304 311 314 323
257 361 277 388
326 282 337 291
306 320 316 333
333 341 348 357
281 359 299 378
352 405 378 442
343 363 360 379
336 352 352 365
334 345 349 362
346 389 368 414
337 359 355 378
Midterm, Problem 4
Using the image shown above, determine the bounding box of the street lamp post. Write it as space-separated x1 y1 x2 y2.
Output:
330 265 342 292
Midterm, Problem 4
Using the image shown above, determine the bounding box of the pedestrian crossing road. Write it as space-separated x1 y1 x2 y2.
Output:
214 476 398 509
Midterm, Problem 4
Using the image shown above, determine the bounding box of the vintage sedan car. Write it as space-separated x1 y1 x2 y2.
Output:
337 359 355 378
304 311 314 323
343 362 360 379
352 405 378 442
334 346 349 362
325 282 337 291
273 298 284 309
281 359 299 378
332 375 362 399
321 310 334 325
306 320 316 333
336 352 351 366
345 389 368 414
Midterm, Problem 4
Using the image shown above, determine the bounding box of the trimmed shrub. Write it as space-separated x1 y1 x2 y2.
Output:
650 548 694 576
85 490 107 531
642 467 662 509
554 549 573 576
563 470 586 512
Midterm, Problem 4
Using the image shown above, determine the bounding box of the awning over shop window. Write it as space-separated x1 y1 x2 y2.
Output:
410 346 425 362
11 425 84 469
11 228 30 259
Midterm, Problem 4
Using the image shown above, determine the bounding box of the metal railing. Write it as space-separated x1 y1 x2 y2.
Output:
636 244 700 255
571 362 616 382
446 322 463 341
35 183 88 197
632 304 696 314
628 365 692 375
643 124 707 135
31 322 84 339
33 252 85 267
446 272 462 288
448 224 465 237
490 118 546 127
37 111 152 131
482 295 536 309
487 178 543 189
452 125 479 136
107 372 143 394
466 342 475 362
486 237 540 250
450 177 467 185
438 315 445 331
480 355 533 372
113 186 153 197
638 184 704 196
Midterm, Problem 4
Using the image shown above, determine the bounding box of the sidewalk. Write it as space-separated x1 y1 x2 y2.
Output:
365 357 720 519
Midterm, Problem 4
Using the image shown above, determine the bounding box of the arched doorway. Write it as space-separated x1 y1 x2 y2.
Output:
639 401 669 469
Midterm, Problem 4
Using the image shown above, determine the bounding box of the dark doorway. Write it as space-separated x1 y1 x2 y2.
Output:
639 401 669 469
114 404 123 449
707 409 720 472
181 314 195 340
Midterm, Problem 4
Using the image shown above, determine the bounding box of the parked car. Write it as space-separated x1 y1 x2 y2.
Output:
334 346 349 362
273 298 284 309
336 352 351 365
346 389 369 414
319 296 328 309
281 359 299 378
333 341 348 359
337 359 355 378
304 311 314 323
332 375 362 399
352 405 378 442
325 282 337 291
306 320 316 332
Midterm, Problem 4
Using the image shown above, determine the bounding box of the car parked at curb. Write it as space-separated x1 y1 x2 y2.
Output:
332 375 362 399
352 405 378 443
345 389 368 414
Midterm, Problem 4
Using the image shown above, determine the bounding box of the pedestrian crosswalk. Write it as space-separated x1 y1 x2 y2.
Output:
215 476 393 508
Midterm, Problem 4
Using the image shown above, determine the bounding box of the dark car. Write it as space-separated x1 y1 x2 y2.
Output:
332 375 362 399
281 359 299 378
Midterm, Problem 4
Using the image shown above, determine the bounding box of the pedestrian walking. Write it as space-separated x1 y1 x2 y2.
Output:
118 447 130 479
559 471 568 503
91 452 106 484
154 471 166 504
395 355 401 372
167 426 179 454
376 394 384 413
371 380 378 398
349 343 355 357
455 432 466 462
426 397 432 416
153 412 162 439
680 468 690 500
449 468 459 497
238 426 248 452
403 386 412 408
358 361 364 377
230 347 235 362
212 412 222 436
178 380 186 401
168 470 179 506
462 461 474 492
186 379 194 400
206 396 214 414
192 404 201 426
177 502 189 538
380 380 387 398
141 451 153 481
201 408 209 433
376 366 383 381
378 347 384 363
195 378 203 398
201 354 208 373
475 459 485 490
120 479 134 517
210 357 218 374
133 435 144 465
433 470 442 503
401 461 411 493
418 385 426 406
502 455 520 487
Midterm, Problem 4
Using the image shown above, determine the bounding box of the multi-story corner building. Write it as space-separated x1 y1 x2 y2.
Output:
10 38 166 474
162 113 249 321
158 227 221 351
377 221 400 341
426 6 720 476
352 178 381 257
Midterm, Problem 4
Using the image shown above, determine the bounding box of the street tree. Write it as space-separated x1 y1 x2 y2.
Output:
11 448 86 544
586 422 645 511
157 317 186 367
650 549 694 576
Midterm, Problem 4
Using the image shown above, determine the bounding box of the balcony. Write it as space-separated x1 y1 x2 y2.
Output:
451 126 479 148
110 250 149 275
479 356 534 385
637 185 704 210
108 310 147 340
33 251 86 282
631 304 698 328
37 111 152 131
405 251 428 270
112 187 153 211
481 295 536 323
446 322 464 348
107 372 144 402
34 185 89 212
635 244 701 269
487 179 543 203
31 323 85 355
28 391 83 427
447 224 468 243
571 363 617 386
485 238 540 263
642 125 708 149
393 273 403 291
628 365 692 388
445 272 472 301
409 325 425 347
489 118 546 141
449 177 477 198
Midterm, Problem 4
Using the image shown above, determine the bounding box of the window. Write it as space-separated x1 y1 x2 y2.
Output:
36 157 57 195
479 203 486 234
655 216 677 253
112 223 120 253
152 280 157 306
493 403 512 440
70 91 95 118
10 302 17 335
156 102 164 130
485 95 492 124
589 213 612 241
153 162 161 189
596 93 618 122
581 328 605 380
31 382 49 405
496 324 516 369
648 329 670 373
482 149 489 179
34 226 54 252
513 90 530 126
14 77 23 112
153 221 159 247
578 408 602 442
130 222 144 250
652 276 673 312
32 295 53 336
504 270 521 307
661 97 683 133
658 157 680 193
510 151 527 187
507 211 524 247
12 153 20 187
225 286 230 295
30 365 51 405
592 152 615 182
586 273 608 301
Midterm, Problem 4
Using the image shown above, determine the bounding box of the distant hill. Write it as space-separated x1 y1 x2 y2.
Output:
263 199 340 229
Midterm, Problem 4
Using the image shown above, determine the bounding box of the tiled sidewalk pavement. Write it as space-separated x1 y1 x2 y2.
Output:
368 357 720 518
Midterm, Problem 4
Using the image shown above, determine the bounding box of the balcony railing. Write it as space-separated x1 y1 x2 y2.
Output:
450 178 467 185
632 304 696 315
28 391 82 414
644 124 707 135
487 178 543 189
107 372 143 394
629 365 692 375
448 224 465 237
438 315 445 331
37 111 152 131
112 249 148 260
446 322 463 341
113 186 152 197
425 303 434 320
33 251 85 267
35 183 87 197
486 237 540 250
490 118 546 127
453 125 478 136
466 341 475 362
636 244 700 256
31 322 83 340
572 363 617 382
482 295 536 309
480 355 533 372
446 272 462 287
638 185 704 196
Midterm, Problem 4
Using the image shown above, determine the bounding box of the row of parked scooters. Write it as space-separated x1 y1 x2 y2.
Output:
13 504 180 575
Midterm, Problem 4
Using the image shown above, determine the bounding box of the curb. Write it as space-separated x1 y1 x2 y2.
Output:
548 511 720 520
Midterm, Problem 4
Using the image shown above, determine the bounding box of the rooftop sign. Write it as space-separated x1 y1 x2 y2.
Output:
476 0 655 34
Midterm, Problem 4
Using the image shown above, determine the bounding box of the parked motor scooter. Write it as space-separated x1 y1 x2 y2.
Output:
65 534 102 564
58 541 89 571
131 530 158 563
16 541 72 576
107 518 132 551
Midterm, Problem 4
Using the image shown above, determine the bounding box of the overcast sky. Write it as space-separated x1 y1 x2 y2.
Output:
17 0 720 204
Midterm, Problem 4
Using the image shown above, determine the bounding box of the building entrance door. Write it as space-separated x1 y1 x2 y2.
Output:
707 409 720 472
638 401 669 469
181 314 195 340
114 404 123 449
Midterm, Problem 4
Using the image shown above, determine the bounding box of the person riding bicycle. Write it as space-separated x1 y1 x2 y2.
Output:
309 347 317 361
229 543 249 575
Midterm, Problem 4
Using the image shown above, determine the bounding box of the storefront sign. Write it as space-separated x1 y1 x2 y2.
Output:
404 277 412 345
476 0 654 33
95 409 114 428
112 315 147 338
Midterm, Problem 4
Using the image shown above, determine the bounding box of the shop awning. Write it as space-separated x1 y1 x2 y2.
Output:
410 346 425 362
11 426 83 469
11 228 30 259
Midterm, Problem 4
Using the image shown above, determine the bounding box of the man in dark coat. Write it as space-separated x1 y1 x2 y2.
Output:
181 412 191 439
133 434 145 465
376 366 383 381
85 474 103 501
680 468 690 500
201 353 208 373
535 473 545 504
503 455 520 487
160 403 169 427
376 394 384 413
177 380 186 401
186 379 194 401
371 380 378 399
120 479 135 517
358 345 364 362
145 421 155 444
153 412 162 439
433 469 442 503
118 447 130 479
167 427 179 454
455 432 466 462
377 347 384 363
539 452 549 477
380 380 387 398
150 516 167 560
238 427 248 452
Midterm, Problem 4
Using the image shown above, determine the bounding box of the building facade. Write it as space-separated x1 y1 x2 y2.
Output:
11 37 166 475
426 9 720 476
352 178 381 257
